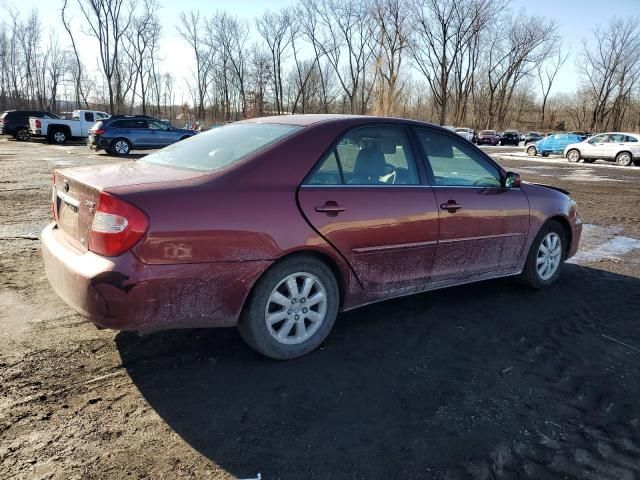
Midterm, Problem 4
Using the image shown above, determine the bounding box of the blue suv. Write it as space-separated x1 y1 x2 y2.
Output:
88 115 196 156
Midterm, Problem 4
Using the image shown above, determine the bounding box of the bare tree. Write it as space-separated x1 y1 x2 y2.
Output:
537 48 569 130
578 17 640 132
256 10 292 114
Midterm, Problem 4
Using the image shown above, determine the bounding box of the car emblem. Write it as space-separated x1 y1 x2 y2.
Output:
63 180 70 193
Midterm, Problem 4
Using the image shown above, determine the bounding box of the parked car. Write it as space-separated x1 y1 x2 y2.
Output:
42 115 582 359
454 127 474 142
523 132 543 145
30 110 110 144
526 133 583 157
476 129 499 145
568 131 588 141
0 110 60 141
499 130 520 146
564 132 640 167
87 115 196 155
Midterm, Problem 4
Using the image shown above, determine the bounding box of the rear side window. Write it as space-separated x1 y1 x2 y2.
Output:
141 123 301 172
306 126 419 186
415 129 501 188
84 112 94 122
627 135 638 143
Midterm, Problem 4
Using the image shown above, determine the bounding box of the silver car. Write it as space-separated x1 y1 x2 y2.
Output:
454 127 474 142
564 132 640 166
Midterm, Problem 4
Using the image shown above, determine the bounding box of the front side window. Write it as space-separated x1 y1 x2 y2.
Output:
149 120 169 131
589 134 609 144
306 126 419 186
142 122 301 172
415 129 501 188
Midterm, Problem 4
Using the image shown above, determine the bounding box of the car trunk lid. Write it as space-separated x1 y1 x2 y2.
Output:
53 161 207 252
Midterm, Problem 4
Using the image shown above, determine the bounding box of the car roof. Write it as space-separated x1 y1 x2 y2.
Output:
239 114 441 129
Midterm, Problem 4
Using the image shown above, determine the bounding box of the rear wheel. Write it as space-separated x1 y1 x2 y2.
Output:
520 221 566 289
238 255 339 360
50 129 67 144
14 128 30 142
616 151 633 167
566 149 580 163
526 145 537 156
111 138 131 156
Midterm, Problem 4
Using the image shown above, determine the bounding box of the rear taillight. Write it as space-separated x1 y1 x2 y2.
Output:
35 119 41 128
93 129 105 135
89 192 148 257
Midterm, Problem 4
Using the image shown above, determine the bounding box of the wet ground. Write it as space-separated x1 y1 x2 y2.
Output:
1 139 640 479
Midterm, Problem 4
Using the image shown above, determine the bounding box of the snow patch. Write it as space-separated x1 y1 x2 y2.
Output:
569 224 640 264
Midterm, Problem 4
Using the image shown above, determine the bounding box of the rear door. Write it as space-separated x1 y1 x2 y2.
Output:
298 125 440 291
413 128 530 281
602 133 626 160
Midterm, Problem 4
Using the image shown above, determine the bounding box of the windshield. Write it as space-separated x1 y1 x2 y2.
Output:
455 128 468 133
141 122 301 172
480 130 495 135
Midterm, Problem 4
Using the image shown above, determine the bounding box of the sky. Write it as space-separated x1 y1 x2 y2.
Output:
2 0 639 101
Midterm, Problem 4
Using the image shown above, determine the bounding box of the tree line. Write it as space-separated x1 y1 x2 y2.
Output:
1 0 639 132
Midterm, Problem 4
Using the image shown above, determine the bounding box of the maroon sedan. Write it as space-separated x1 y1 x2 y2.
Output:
42 115 582 359
476 129 499 146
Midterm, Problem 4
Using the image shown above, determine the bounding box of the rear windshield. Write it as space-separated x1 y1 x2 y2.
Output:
141 123 301 172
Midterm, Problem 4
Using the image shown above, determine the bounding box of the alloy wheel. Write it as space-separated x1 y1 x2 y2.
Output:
536 232 562 281
616 152 632 167
265 272 327 345
53 131 66 143
115 140 130 155
567 150 580 163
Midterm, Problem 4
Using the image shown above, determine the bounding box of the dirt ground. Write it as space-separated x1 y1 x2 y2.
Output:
1 138 640 480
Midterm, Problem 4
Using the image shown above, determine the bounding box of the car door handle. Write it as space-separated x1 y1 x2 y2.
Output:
440 201 463 213
315 201 346 214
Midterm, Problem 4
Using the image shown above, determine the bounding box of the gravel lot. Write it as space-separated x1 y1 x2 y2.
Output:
1 139 640 479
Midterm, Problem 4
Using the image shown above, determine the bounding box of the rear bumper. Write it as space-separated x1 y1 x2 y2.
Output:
41 223 270 332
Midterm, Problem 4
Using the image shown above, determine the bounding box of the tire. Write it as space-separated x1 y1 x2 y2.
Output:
238 255 339 360
526 146 537 156
50 129 67 144
14 128 30 142
111 138 131 156
615 151 633 167
520 221 566 289
566 149 581 163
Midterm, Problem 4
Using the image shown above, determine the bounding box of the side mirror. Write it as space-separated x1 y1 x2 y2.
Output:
504 171 521 188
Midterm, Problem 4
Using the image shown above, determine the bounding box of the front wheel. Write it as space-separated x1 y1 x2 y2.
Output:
520 221 566 289
566 149 581 163
238 256 339 360
526 146 537 156
616 151 633 167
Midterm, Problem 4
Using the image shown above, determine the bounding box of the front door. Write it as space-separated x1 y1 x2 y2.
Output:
582 134 609 160
413 128 530 281
298 125 440 291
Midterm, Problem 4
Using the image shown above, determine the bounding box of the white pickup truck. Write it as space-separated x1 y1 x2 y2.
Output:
30 110 110 144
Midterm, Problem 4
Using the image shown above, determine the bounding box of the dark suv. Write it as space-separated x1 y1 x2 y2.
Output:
499 130 520 146
87 115 195 155
0 110 60 141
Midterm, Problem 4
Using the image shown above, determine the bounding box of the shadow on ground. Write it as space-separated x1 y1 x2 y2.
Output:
117 265 640 479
